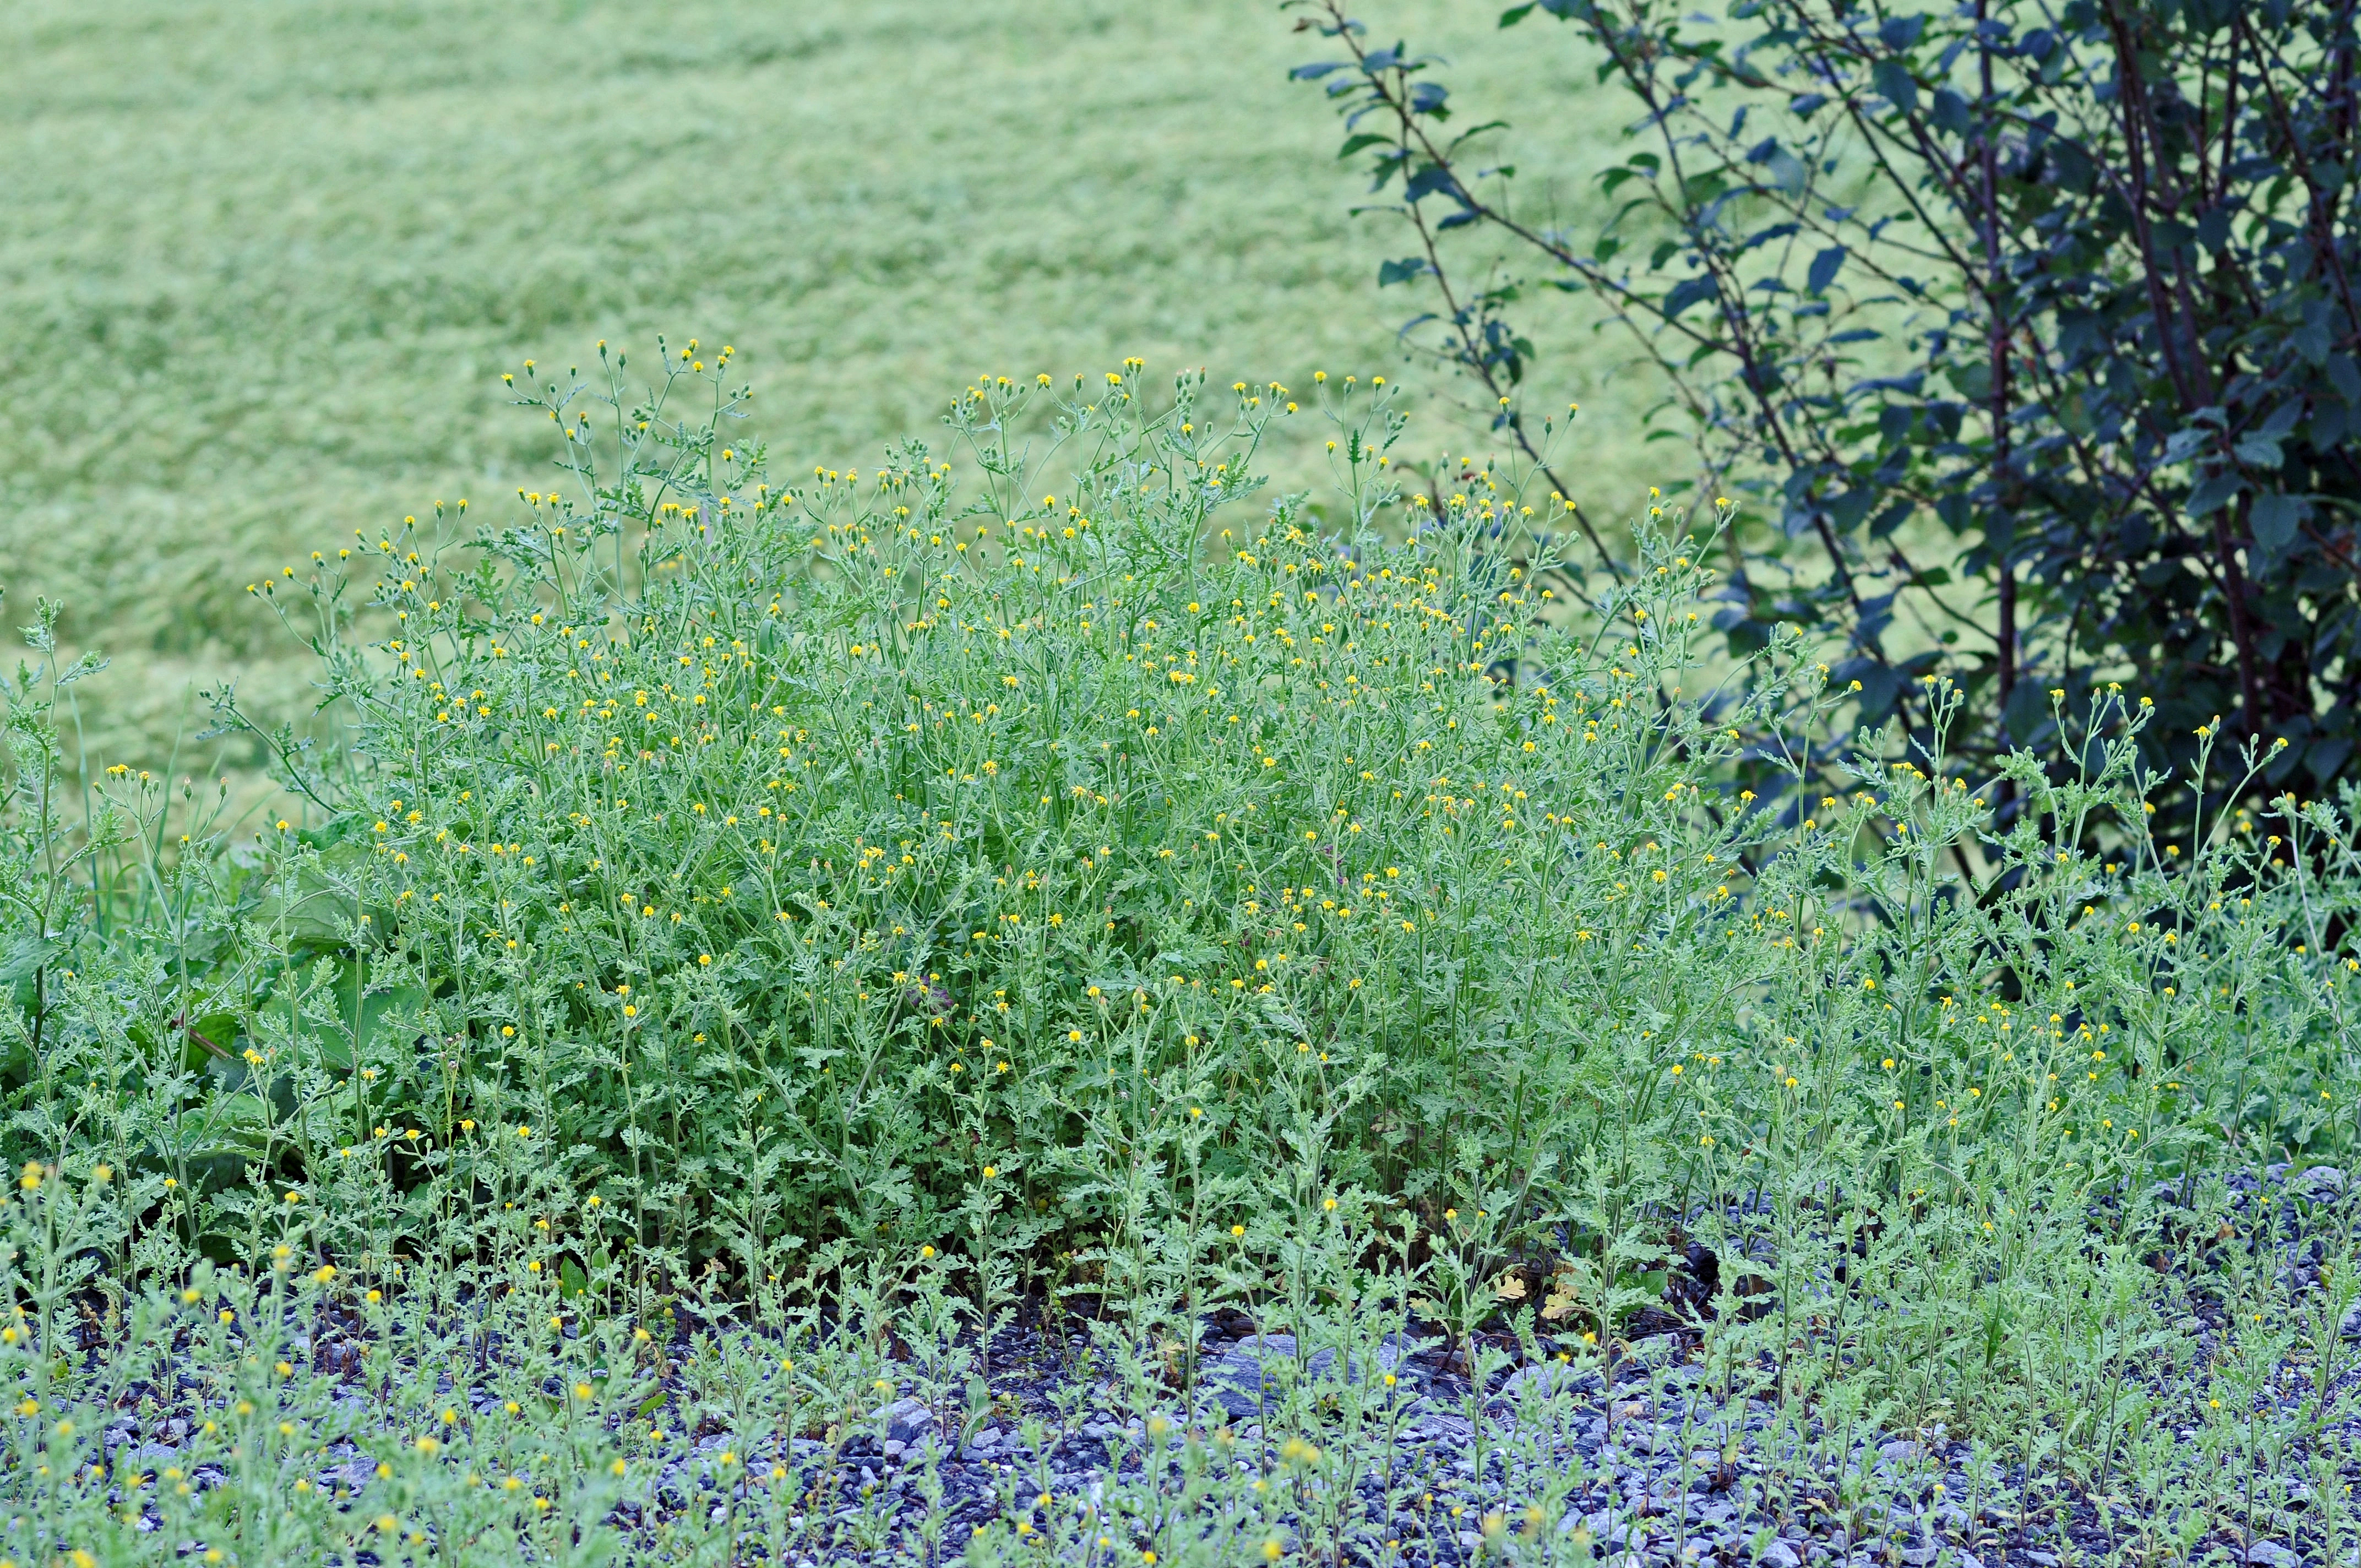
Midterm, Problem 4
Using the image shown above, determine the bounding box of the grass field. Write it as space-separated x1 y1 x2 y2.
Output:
0 0 1661 785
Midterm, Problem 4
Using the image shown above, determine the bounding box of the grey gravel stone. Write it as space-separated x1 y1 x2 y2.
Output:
1503 1360 1601 1401
1203 1335 1298 1419
1566 1507 1634 1545
323 1455 378 1491
882 1397 933 1445
2295 1166 2348 1202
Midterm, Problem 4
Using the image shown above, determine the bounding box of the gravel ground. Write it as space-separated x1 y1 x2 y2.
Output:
670 1166 2361 1565
81 1166 2361 1564
739 1308 2349 1568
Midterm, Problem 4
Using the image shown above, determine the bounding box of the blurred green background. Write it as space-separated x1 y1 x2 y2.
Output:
0 0 1662 789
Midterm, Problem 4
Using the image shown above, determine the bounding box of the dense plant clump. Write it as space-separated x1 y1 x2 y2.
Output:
0 355 2357 1562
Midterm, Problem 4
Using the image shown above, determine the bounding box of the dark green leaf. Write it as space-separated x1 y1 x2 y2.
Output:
1878 14 1927 49
1402 164 1458 203
1872 58 1919 114
1664 275 1720 319
2250 493 2309 554
2186 471 2245 518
